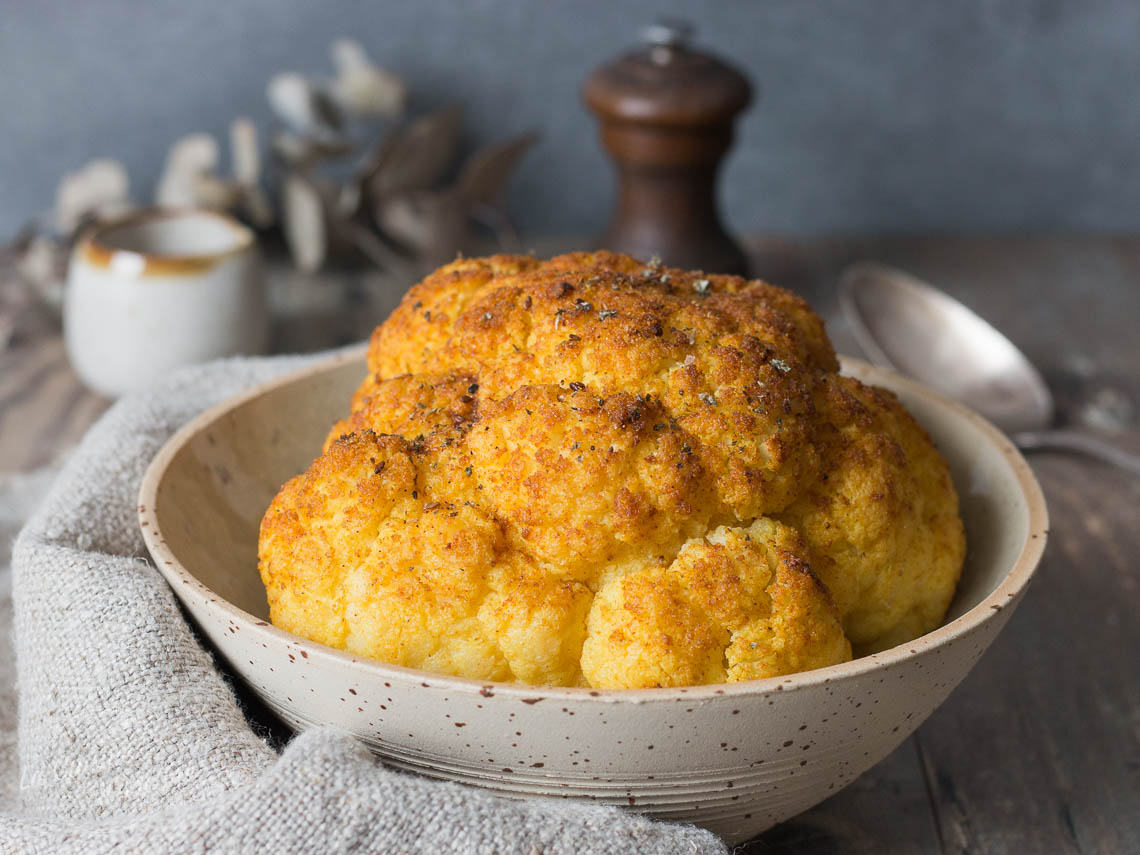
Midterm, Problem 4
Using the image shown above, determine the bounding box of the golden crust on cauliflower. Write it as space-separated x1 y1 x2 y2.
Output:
778 374 967 654
581 519 851 688
259 251 964 688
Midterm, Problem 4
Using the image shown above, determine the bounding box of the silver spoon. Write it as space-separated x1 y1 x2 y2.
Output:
839 262 1140 477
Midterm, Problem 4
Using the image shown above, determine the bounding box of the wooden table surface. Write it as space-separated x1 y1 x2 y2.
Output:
2 236 1138 853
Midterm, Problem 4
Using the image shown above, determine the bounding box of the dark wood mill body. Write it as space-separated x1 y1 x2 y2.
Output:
583 20 754 276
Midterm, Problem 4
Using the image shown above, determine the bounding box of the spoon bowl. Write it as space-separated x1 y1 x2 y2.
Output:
839 263 1053 434
840 262 1140 477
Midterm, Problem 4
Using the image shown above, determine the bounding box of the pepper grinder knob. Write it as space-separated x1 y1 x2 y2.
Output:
583 20 753 275
641 17 694 55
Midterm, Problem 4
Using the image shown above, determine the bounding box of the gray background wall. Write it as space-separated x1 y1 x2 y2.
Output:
2 0 1137 239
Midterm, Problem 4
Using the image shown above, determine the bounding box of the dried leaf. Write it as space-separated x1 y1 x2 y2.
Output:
336 219 415 279
281 174 328 272
365 103 463 197
272 130 354 168
267 72 343 134
457 130 539 207
156 134 219 208
54 159 131 233
192 174 242 210
230 118 261 185
16 234 67 309
374 191 465 264
329 39 407 118
226 119 275 227
241 186 275 229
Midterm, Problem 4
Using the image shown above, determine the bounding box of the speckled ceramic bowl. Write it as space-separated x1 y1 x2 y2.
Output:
138 348 1047 844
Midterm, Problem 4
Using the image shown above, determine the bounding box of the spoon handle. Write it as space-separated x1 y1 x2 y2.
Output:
1012 429 1140 478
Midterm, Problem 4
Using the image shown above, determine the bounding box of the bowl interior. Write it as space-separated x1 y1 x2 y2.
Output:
148 353 1034 664
150 355 363 620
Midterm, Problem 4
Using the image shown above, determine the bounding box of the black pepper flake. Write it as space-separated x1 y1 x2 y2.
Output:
569 381 585 392
467 383 479 395
598 309 618 320
482 312 493 322
464 465 473 476
423 310 432 321
424 502 440 511
412 490 418 499
698 392 717 406
522 295 532 309
693 279 711 296
556 281 574 296
575 298 592 312
571 441 580 450
770 357 791 373
653 423 666 431
373 461 386 475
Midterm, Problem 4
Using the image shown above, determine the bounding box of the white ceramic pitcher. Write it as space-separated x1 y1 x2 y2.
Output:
65 208 268 397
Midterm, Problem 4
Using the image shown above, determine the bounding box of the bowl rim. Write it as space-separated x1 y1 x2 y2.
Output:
138 347 1049 705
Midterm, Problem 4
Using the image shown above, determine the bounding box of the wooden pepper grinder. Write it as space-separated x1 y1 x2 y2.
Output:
583 19 753 275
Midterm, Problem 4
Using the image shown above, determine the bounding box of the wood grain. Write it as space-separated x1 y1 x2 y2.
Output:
1 236 1138 853
739 235 1140 854
0 337 108 471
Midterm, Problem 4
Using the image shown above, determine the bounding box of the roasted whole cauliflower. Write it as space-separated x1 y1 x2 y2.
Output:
259 252 965 688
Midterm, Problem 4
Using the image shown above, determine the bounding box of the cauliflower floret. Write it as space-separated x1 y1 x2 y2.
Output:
779 374 966 654
259 251 965 687
581 519 850 689
464 384 711 576
479 557 593 686
324 371 477 453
